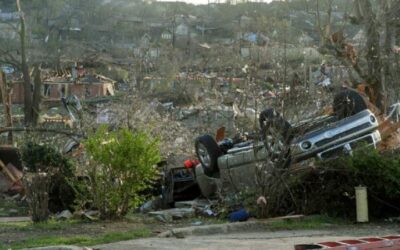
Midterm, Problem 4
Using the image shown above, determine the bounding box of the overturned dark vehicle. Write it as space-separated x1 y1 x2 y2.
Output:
194 89 382 196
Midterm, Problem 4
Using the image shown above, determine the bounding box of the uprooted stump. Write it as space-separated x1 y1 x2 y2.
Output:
23 173 51 222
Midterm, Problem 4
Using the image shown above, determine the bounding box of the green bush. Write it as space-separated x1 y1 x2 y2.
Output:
284 149 400 218
350 150 400 198
21 142 76 213
218 148 400 220
80 126 161 219
21 142 74 176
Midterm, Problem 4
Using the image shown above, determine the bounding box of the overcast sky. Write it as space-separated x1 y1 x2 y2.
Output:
157 0 274 5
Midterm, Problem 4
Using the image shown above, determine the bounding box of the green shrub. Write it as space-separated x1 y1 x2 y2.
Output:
21 142 76 213
350 149 400 198
284 149 400 218
80 126 161 219
21 142 74 176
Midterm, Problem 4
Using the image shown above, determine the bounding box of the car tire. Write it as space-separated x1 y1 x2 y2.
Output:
259 108 292 167
195 135 222 177
160 168 175 208
333 89 368 119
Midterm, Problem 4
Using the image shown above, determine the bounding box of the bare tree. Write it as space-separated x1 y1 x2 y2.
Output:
318 0 400 110
16 0 33 126
0 72 13 144
0 1 43 127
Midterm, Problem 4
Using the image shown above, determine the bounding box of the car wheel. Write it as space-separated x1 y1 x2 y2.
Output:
259 108 292 167
195 135 222 177
160 168 174 208
333 89 368 119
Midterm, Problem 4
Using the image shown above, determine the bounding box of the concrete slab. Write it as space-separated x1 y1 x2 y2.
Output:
0 216 30 223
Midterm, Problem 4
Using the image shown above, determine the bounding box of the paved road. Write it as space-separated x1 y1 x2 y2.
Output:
94 229 400 250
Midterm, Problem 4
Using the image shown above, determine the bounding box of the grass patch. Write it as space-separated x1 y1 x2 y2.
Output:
29 219 82 231
0 199 28 217
189 216 227 225
0 221 29 230
5 228 151 249
125 212 159 224
268 215 347 230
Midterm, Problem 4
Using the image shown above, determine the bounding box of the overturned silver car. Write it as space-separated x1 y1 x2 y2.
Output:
291 109 380 162
194 90 382 197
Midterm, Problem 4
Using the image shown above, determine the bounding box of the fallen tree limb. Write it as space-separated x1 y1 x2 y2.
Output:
0 127 87 139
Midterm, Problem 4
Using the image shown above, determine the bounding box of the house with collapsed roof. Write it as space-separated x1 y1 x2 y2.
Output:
10 71 116 104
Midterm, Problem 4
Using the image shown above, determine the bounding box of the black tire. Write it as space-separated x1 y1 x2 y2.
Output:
259 108 292 167
195 135 222 177
160 168 175 208
333 89 368 119
259 108 292 142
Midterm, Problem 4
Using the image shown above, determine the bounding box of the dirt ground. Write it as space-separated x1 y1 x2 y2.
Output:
0 214 219 246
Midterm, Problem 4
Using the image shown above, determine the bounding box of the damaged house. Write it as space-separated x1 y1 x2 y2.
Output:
10 70 115 104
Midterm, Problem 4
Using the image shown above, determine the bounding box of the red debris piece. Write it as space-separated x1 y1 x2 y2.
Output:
318 242 344 247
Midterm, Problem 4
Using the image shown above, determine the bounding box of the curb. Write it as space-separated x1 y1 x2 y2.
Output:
158 215 304 238
0 216 31 223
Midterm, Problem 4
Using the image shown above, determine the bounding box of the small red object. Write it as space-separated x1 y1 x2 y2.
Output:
184 160 193 169
184 159 200 169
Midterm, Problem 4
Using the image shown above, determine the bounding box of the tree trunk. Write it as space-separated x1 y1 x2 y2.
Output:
357 0 384 109
324 0 333 43
315 0 332 48
0 72 13 144
16 0 33 126
32 65 42 126
381 1 394 113
24 173 51 223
